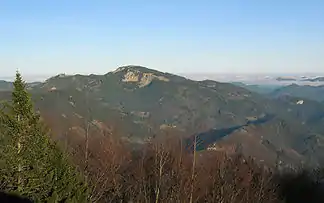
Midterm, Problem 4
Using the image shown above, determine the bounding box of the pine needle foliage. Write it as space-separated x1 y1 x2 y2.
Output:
0 72 88 202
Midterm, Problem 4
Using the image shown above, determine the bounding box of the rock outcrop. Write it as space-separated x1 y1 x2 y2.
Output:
122 69 169 88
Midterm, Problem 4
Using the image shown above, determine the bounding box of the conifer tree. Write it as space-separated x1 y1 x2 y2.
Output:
0 72 88 202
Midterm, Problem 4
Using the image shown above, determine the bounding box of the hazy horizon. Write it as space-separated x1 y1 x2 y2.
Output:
1 1 323 76
2 70 324 84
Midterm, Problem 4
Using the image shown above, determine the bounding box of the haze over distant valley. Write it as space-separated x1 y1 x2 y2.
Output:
183 73 324 86
2 72 324 86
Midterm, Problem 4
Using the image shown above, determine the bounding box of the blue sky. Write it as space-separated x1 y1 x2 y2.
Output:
0 0 323 77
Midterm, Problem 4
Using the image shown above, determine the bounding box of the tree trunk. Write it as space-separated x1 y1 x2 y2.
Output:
84 121 90 183
17 114 22 192
189 135 197 203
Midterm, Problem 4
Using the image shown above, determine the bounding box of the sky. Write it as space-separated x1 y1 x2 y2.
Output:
0 0 324 78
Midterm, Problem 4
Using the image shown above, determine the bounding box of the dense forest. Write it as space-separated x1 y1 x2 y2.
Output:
0 72 324 202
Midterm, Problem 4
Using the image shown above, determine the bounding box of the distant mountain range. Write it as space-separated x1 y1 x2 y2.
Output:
231 82 281 94
276 76 324 83
183 73 324 86
0 80 41 91
269 84 324 102
0 80 12 91
232 82 324 102
303 77 324 82
1 66 324 167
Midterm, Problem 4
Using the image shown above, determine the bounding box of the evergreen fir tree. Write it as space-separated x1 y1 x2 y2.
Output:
0 72 88 202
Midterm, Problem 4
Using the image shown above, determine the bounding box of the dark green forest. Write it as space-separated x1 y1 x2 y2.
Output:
0 72 88 202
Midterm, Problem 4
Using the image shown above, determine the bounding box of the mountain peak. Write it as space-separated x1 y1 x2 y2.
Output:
111 65 170 88
111 65 163 75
